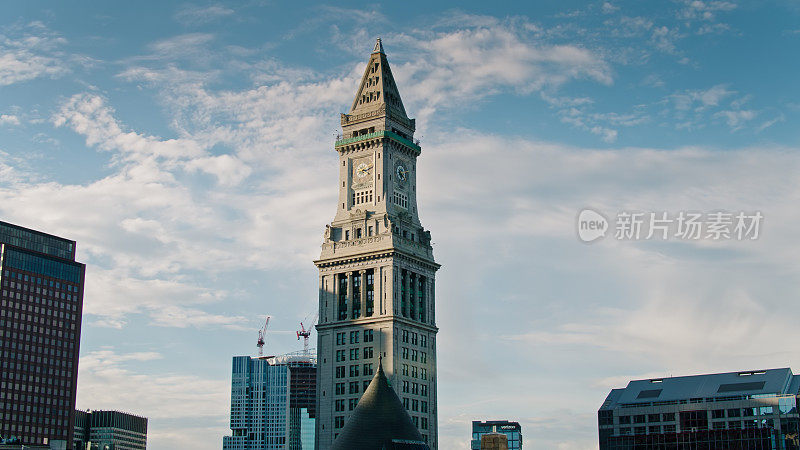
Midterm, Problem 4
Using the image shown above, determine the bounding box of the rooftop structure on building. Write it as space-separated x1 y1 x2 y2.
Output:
0 221 85 449
598 367 800 449
332 360 429 450
471 421 522 450
480 433 509 450
73 410 147 450
223 350 317 450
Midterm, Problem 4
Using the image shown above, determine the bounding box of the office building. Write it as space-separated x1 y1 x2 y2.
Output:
0 221 85 448
73 410 147 450
222 351 316 450
471 421 522 450
315 38 440 449
598 367 800 449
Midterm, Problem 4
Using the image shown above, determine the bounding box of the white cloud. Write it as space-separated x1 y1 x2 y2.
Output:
0 114 20 125
602 2 620 14
393 25 612 122
174 4 235 26
664 84 767 131
756 114 785 132
77 348 229 420
650 26 682 55
715 109 756 129
0 22 69 85
53 93 205 161
590 125 618 142
147 33 216 60
678 0 738 21
422 130 800 373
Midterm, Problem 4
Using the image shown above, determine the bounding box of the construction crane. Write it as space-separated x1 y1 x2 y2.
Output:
257 315 271 357
296 313 318 355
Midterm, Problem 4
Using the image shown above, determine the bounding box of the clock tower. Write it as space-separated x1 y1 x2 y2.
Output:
315 39 440 449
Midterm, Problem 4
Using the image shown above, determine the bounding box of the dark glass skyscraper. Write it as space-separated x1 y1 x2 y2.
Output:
0 221 85 448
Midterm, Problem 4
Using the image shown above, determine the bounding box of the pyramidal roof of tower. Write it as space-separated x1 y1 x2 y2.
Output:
348 38 408 119
331 359 428 450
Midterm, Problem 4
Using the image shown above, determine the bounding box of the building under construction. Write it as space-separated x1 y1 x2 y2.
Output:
222 351 317 450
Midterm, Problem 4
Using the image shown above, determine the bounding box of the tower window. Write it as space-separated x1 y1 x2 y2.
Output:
352 273 361 318
338 274 348 320
393 192 408 209
366 269 375 316
352 189 373 205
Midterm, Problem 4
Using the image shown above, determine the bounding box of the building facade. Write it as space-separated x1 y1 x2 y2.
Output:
73 410 147 450
598 368 800 449
471 421 522 450
314 39 440 449
222 352 317 450
0 221 85 449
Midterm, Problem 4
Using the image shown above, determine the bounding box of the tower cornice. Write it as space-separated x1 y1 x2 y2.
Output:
314 248 440 272
315 315 439 333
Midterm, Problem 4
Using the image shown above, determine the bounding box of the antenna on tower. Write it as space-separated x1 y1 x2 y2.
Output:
257 315 271 357
296 313 318 355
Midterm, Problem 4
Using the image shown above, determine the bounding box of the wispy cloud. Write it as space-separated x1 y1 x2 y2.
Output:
174 4 235 26
0 22 69 85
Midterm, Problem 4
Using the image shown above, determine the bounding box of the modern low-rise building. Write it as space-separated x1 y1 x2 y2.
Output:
471 421 522 450
598 368 800 449
73 410 147 450
222 351 316 450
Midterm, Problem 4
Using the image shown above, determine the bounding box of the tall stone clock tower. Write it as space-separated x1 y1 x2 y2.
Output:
315 39 440 449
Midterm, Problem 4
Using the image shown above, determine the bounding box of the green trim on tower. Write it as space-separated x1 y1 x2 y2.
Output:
335 130 421 152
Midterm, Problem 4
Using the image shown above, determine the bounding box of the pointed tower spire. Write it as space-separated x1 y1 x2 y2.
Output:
347 39 409 120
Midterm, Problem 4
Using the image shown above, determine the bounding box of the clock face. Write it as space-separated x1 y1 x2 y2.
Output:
355 162 372 179
352 158 373 185
396 164 408 182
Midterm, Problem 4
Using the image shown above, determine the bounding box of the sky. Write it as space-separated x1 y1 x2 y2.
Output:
1 0 800 448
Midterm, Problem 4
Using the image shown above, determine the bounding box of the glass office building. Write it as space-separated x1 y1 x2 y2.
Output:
222 351 316 450
471 421 522 450
0 221 85 448
598 368 800 449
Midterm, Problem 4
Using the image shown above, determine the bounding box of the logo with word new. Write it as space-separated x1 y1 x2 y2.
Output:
577 208 609 243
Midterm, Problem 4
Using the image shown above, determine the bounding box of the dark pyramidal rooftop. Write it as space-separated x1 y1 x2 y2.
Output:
332 359 430 450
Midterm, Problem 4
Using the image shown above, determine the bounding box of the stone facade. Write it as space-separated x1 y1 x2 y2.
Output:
314 39 439 449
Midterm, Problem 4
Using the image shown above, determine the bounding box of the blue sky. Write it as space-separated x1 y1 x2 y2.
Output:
1 1 800 448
